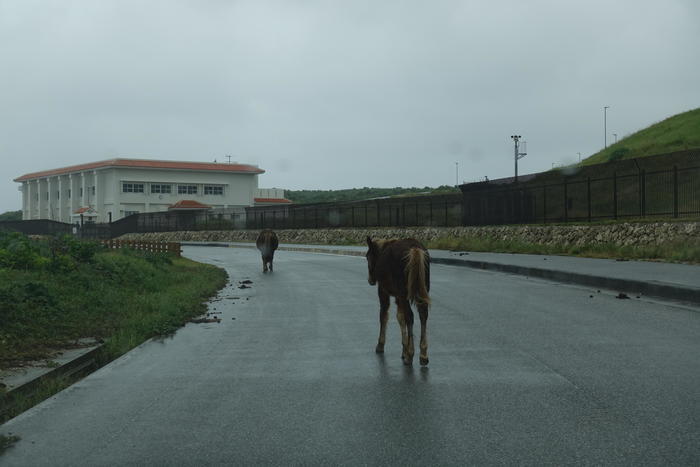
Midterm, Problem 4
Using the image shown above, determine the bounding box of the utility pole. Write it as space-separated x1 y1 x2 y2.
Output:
578 152 581 162
226 155 232 164
455 162 459 186
604 106 610 148
511 135 527 182
613 133 618 144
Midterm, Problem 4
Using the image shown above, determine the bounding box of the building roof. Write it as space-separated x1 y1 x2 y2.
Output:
168 200 212 210
14 158 265 182
254 197 293 204
73 206 97 215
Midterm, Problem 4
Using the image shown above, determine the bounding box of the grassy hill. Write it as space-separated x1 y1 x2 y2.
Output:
580 107 700 166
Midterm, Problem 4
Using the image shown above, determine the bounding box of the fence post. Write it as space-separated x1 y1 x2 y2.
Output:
429 199 433 225
640 170 647 217
673 165 679 218
587 177 592 222
543 185 547 224
563 179 568 223
613 172 618 220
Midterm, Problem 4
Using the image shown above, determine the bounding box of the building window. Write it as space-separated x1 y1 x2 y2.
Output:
204 185 224 195
56 191 60 199
178 185 197 194
91 186 96 195
151 184 172 194
80 187 83 197
122 183 144 193
68 189 71 199
46 192 49 200
124 210 140 217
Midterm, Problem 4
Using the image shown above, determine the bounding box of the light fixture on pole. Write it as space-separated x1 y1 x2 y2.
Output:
511 135 527 182
604 106 610 148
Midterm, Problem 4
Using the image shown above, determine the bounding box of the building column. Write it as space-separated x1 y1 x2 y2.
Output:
81 173 87 209
93 170 100 222
37 179 44 219
58 176 63 222
69 173 77 222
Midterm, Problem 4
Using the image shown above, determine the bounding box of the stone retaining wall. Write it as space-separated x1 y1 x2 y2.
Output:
120 222 699 247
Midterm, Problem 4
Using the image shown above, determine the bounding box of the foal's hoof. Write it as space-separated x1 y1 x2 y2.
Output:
402 356 413 366
420 357 429 366
375 344 384 353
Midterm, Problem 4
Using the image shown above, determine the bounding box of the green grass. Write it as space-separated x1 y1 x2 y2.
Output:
0 234 227 426
426 235 700 263
0 235 227 368
581 108 700 165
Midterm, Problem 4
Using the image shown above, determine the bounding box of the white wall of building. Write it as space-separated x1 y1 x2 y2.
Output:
20 167 259 223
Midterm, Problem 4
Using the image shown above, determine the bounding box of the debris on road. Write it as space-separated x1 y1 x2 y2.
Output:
616 293 630 299
190 317 221 324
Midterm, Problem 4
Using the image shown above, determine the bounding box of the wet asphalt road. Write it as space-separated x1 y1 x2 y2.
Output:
2 246 700 466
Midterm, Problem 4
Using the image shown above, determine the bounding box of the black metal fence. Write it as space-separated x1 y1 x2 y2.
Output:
4 161 699 240
244 194 463 230
0 219 73 236
462 164 700 225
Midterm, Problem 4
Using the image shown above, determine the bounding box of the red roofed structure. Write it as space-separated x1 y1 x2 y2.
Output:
168 200 212 211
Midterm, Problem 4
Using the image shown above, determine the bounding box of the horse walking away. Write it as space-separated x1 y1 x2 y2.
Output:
256 229 279 273
365 236 431 366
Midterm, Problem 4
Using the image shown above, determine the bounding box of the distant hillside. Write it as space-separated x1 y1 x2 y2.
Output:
286 186 459 204
0 210 21 221
580 108 700 166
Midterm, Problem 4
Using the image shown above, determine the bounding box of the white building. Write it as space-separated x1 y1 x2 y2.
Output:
14 158 267 223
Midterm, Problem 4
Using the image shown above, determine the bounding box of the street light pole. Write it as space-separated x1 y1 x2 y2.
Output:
455 162 459 186
511 135 527 182
604 106 610 148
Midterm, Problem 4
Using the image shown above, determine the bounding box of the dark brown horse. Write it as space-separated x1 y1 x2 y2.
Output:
256 229 279 273
365 236 431 366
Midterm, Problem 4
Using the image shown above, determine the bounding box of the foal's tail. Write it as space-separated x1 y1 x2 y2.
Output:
405 248 431 307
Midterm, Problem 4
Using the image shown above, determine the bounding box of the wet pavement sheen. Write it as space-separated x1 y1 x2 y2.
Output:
2 246 699 466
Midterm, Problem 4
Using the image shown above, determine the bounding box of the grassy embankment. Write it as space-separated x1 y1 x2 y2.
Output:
0 232 226 421
580 107 700 166
426 233 700 263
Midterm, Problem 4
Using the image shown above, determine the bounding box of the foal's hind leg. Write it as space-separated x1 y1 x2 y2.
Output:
397 298 414 365
418 303 429 366
262 257 268 273
375 290 390 353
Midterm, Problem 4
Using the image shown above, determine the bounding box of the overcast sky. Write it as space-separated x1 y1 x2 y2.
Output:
1 0 698 213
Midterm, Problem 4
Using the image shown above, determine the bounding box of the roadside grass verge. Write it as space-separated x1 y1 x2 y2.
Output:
0 232 227 422
426 235 700 263
0 249 226 368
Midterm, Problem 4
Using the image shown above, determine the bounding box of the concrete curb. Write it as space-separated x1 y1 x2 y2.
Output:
1 345 103 421
196 242 700 307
